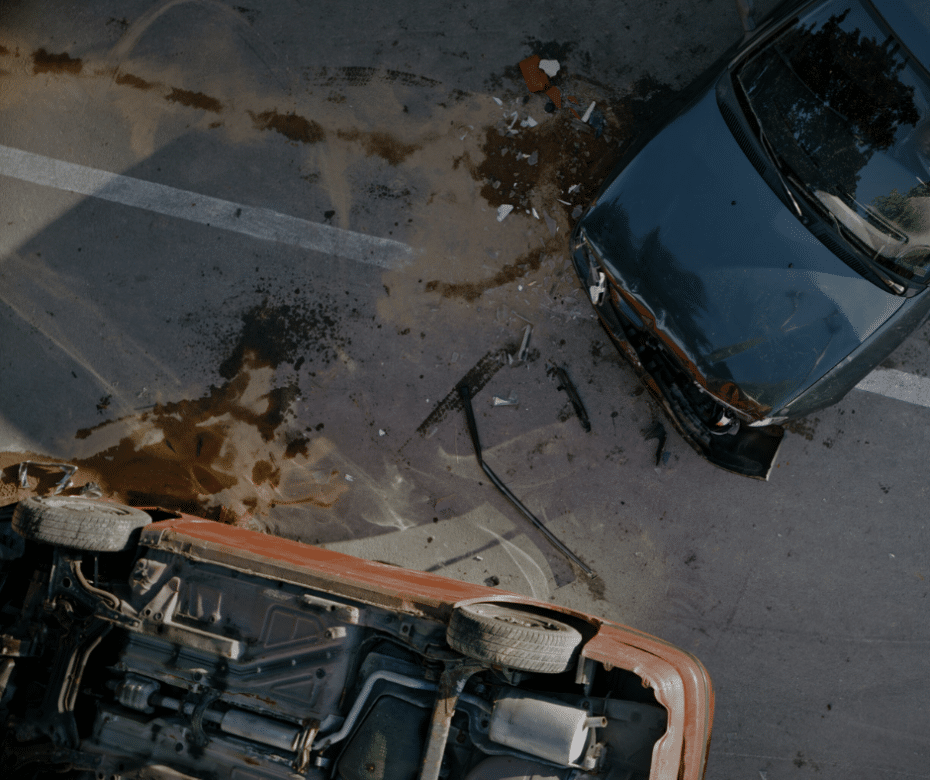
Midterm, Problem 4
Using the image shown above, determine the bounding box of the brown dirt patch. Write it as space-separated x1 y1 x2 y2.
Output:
32 49 82 75
115 72 157 90
166 87 223 113
250 110 325 144
336 129 421 166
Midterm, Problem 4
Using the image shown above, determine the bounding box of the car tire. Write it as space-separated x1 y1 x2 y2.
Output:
12 496 151 552
446 603 582 673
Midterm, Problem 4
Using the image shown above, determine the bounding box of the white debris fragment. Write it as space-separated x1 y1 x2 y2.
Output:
539 59 560 77
379 429 386 436
493 395 519 407
474 555 483 561
532 207 540 219
557 198 571 205
493 96 503 106
497 204 514 222
517 324 532 362
568 183 580 193
345 474 354 482
521 116 539 128
581 101 596 123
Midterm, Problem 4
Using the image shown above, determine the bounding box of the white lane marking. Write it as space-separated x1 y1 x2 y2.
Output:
855 368 930 409
0 144 412 269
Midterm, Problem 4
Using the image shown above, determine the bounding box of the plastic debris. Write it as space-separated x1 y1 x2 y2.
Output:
526 151 538 166
497 204 514 222
643 421 668 468
493 96 504 106
568 183 580 194
519 54 550 93
492 395 519 407
539 59 560 77
532 207 540 219
547 364 592 432
517 325 532 362
80 482 103 498
379 429 386 436
521 116 538 128
588 108 606 138
544 85 562 109
581 101 596 123
345 474 355 482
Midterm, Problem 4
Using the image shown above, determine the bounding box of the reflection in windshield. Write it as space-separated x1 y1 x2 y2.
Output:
736 1 930 281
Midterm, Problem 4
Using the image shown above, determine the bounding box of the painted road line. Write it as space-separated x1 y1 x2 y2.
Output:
855 368 930 409
0 144 412 269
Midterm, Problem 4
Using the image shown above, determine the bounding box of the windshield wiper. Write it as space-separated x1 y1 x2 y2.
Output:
828 214 906 294
758 127 804 219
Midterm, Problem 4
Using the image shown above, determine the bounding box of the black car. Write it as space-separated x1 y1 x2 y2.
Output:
571 0 930 478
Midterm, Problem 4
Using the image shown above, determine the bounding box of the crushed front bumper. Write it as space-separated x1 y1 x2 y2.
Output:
571 236 783 479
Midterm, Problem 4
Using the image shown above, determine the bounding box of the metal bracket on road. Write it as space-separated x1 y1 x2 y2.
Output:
456 382 595 578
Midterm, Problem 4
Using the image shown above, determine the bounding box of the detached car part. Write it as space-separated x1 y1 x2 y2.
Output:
456 383 594 577
0 496 713 780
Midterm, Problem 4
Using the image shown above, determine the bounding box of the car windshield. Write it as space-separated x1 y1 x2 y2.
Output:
736 0 930 282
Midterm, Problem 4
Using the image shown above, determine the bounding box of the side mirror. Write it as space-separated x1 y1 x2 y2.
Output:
736 0 757 36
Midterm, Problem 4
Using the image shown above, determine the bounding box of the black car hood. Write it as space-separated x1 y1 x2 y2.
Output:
580 83 905 415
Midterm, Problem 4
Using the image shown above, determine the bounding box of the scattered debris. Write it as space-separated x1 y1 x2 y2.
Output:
643 421 668 468
518 54 550 93
497 204 514 222
539 59 560 78
492 394 519 407
456 382 595 578
378 429 386 436
547 364 591 432
587 108 607 138
80 482 103 498
526 150 538 166
581 101 596 123
345 474 355 482
18 461 78 495
521 116 538 128
484 575 501 587
544 85 562 109
492 96 504 106
517 325 532 362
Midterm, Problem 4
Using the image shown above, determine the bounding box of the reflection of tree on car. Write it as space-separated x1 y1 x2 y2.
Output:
737 3 930 284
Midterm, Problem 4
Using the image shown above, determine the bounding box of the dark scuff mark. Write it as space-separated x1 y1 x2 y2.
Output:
33 49 82 75
166 87 223 113
115 72 157 90
250 110 325 143
337 129 420 166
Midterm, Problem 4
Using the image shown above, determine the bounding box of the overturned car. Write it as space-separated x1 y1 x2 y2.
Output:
0 496 713 780
572 0 930 478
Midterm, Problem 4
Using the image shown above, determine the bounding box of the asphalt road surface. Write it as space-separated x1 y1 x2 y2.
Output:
1 1 928 778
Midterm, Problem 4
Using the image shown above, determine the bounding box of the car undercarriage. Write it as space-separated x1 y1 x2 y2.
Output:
0 500 673 780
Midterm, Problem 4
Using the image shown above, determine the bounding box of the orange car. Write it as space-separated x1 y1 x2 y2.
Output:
0 497 713 780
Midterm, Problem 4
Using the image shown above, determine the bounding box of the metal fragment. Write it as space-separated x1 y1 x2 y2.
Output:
456 383 595 578
18 461 78 495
